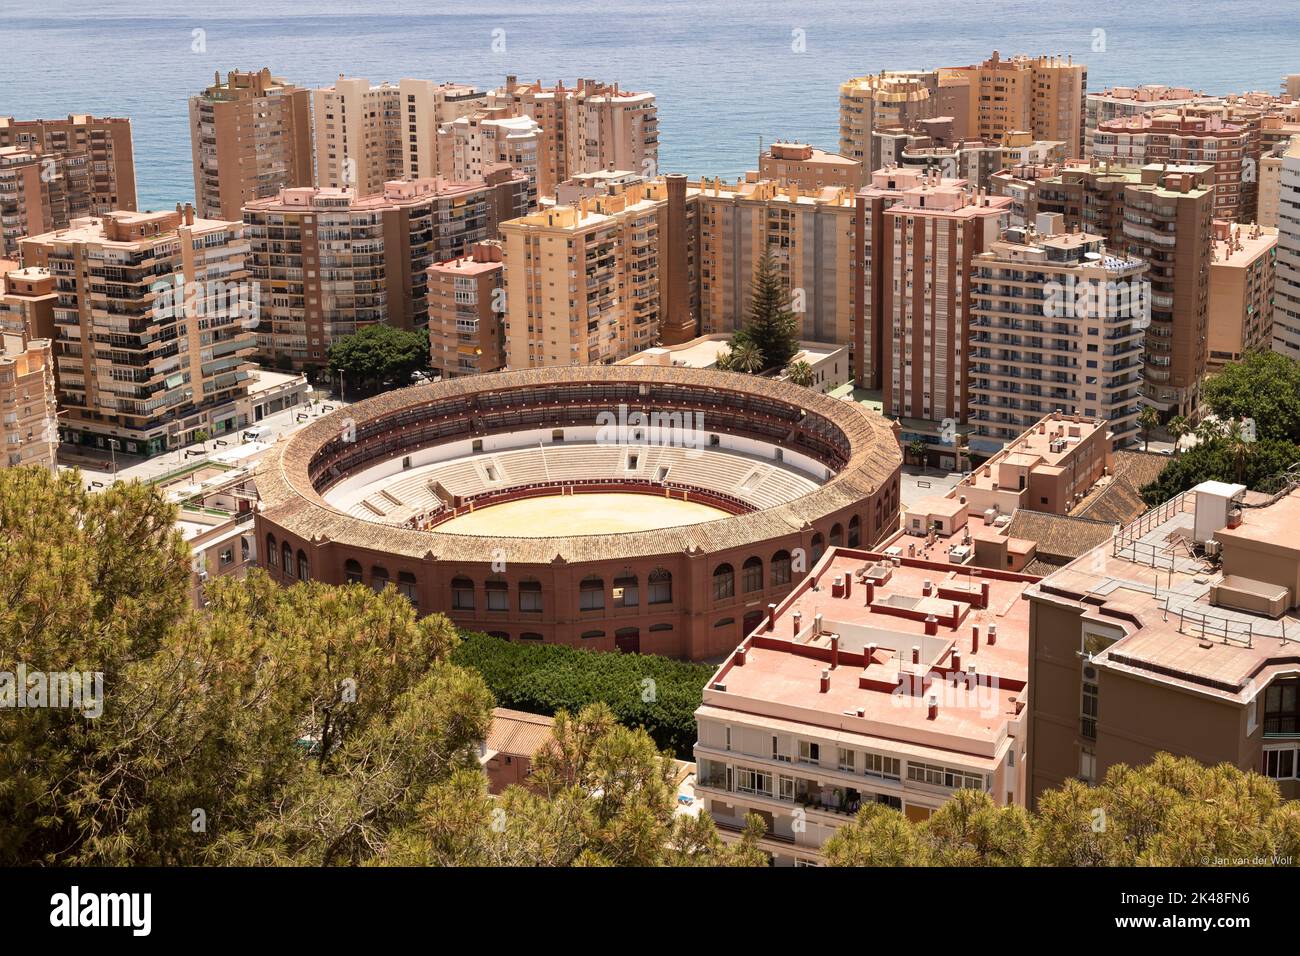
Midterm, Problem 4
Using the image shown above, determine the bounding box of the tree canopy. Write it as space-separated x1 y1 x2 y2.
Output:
1203 350 1300 444
1140 436 1299 506
326 323 432 398
825 754 1300 866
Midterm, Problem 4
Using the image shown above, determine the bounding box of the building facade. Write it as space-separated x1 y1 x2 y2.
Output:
427 240 506 378
0 114 136 216
1206 220 1277 372
189 68 314 221
1275 137 1300 359
20 205 256 456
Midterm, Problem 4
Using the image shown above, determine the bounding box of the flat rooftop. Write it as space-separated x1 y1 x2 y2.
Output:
703 546 1037 754
1030 486 1300 703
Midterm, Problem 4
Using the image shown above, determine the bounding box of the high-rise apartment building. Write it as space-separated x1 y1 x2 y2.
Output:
1273 137 1300 359
0 330 57 470
480 76 658 198
969 214 1147 448
693 176 857 346
189 68 314 221
439 111 544 206
427 240 506 379
758 141 864 191
501 174 697 368
1084 86 1218 155
244 173 527 369
1091 112 1249 220
397 79 488 181
1033 162 1215 420
20 205 255 456
0 114 136 215
1027 480 1300 804
313 76 403 196
0 148 49 257
0 265 58 351
939 52 1087 158
1206 220 1277 372
838 71 948 173
874 169 1012 426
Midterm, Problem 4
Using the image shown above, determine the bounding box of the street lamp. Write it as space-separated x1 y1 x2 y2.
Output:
108 438 119 482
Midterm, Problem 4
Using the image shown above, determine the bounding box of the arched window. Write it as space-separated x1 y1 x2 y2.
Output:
848 515 861 548
712 563 735 601
830 523 844 547
613 573 639 607
713 617 735 628
240 537 250 563
519 578 543 613
649 623 673 632
296 550 309 581
580 630 606 640
648 568 672 605
519 632 544 642
487 631 509 641
615 627 640 653
811 533 825 563
344 559 363 585
485 579 508 611
281 543 293 577
370 566 389 593
397 571 418 606
266 533 278 567
771 549 792 586
742 556 763 593
452 576 475 610
743 609 765 635
579 575 605 611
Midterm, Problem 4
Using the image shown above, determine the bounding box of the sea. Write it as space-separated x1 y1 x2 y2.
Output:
0 0 1297 211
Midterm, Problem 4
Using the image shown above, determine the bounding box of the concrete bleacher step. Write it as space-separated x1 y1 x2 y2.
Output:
361 499 387 517
379 489 404 506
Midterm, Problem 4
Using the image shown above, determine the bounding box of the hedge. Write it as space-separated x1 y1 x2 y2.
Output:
452 631 715 758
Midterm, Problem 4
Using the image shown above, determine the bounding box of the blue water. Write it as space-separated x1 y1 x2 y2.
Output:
1 0 1296 211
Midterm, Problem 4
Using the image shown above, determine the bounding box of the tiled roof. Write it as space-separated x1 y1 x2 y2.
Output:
486 707 555 758
1069 450 1169 525
1004 509 1118 562
255 366 902 563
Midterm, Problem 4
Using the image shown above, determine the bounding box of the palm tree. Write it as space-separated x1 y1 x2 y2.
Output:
784 360 815 387
1166 415 1189 458
1225 419 1254 484
907 439 928 471
1195 416 1225 448
1137 405 1159 452
714 347 734 372
730 341 764 373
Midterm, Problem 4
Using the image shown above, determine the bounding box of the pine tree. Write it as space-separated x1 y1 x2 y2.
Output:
736 251 799 371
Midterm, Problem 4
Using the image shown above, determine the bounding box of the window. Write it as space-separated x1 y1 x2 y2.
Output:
848 515 861 548
1079 748 1097 784
1264 678 1299 737
370 566 389 593
712 563 734 600
296 551 309 582
613 573 638 606
1081 668 1099 740
735 767 772 796
648 568 672 604
830 523 844 547
1263 747 1298 779
452 577 475 610
219 548 234 567
771 550 792 586
798 741 820 765
485 580 508 611
742 557 763 593
579 576 605 611
281 543 293 577
771 735 791 762
837 748 856 772
397 571 418 606
266 534 278 567
519 632 543 642
779 775 795 801
344 560 363 585
906 762 984 790
811 533 824 562
580 630 605 640
863 752 901 780
519 579 543 613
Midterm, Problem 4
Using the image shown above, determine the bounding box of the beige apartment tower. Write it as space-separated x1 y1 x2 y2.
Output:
970 215 1148 447
1206 220 1277 372
20 206 255 456
0 114 136 216
427 241 506 379
190 68 314 221
0 331 57 470
244 173 527 369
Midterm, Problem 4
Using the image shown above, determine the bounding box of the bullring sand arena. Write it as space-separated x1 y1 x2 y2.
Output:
435 491 728 536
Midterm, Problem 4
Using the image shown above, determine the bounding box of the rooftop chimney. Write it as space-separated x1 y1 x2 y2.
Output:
912 645 921 664
792 610 802 637
988 623 998 646
972 624 980 653
766 603 777 631
927 695 938 720
830 634 840 669
925 615 938 636
819 669 830 693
